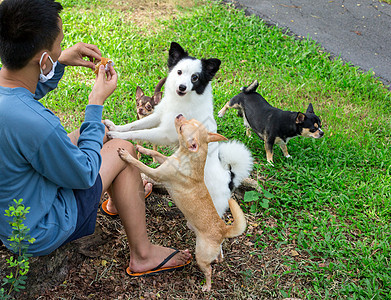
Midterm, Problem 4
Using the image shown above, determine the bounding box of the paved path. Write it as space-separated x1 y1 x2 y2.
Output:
229 0 391 87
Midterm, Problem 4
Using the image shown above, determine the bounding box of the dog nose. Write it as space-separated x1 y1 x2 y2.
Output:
179 84 186 92
319 130 324 137
176 114 183 119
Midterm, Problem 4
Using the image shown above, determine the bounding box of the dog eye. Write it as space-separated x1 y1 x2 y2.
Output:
191 74 199 83
177 70 182 76
146 104 152 110
310 128 317 133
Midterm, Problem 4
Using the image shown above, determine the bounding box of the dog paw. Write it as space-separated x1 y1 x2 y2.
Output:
267 160 274 167
217 110 225 118
107 131 121 140
285 154 292 158
103 119 117 131
117 147 130 160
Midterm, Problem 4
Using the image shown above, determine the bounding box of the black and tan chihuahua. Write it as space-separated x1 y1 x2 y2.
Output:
135 77 166 161
218 80 324 164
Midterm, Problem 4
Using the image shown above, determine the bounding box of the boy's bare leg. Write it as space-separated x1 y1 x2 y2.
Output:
68 126 152 201
67 128 80 146
99 139 191 272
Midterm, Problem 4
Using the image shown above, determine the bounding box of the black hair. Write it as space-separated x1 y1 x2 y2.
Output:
0 0 63 70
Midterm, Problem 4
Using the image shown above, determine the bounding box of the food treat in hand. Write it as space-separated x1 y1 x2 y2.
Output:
94 57 114 74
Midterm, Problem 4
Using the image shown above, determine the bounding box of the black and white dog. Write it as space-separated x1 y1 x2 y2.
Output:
104 42 252 217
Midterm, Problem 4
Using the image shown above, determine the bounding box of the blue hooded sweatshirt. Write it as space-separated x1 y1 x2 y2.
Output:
0 63 105 256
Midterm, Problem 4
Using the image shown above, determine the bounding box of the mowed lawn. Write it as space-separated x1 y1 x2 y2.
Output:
8 0 391 298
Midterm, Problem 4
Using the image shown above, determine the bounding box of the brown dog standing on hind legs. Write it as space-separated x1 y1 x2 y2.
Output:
135 77 166 161
117 114 247 291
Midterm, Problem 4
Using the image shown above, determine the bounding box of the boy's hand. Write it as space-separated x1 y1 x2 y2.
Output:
88 65 118 106
58 42 102 70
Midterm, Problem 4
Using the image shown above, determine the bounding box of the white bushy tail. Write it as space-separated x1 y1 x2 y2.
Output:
218 141 253 190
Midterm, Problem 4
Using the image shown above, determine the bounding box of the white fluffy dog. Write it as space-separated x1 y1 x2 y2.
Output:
105 42 253 216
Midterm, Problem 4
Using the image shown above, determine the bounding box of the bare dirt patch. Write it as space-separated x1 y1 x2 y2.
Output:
108 0 197 27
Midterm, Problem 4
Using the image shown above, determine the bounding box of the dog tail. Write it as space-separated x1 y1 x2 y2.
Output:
240 80 259 94
224 199 247 238
218 141 253 191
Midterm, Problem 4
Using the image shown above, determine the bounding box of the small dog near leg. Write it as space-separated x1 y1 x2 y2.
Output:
117 115 247 291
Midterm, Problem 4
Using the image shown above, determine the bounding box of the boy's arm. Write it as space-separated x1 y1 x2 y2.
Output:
30 105 105 189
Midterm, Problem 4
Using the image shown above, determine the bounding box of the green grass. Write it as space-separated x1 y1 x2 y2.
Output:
16 0 391 298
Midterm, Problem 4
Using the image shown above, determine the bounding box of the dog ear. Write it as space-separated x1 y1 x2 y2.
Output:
207 132 228 143
306 103 314 114
168 42 188 70
201 58 221 80
136 86 144 100
295 112 306 124
153 92 163 106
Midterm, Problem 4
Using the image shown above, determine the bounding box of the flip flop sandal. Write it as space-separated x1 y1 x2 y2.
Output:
100 187 152 217
100 198 118 217
125 248 191 277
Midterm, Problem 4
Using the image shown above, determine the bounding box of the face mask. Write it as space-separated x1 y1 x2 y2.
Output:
39 52 57 83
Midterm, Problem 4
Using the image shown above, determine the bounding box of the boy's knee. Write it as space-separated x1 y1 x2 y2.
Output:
107 139 136 157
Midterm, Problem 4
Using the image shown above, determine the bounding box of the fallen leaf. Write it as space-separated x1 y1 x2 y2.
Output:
290 250 300 257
